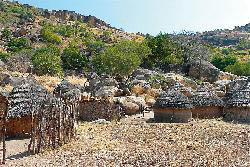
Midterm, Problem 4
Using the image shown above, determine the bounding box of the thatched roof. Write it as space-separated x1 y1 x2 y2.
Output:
53 80 82 104
226 77 250 107
154 89 192 109
7 79 48 118
191 88 224 107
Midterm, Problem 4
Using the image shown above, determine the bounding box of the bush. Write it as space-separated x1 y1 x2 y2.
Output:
41 27 62 44
0 52 11 61
32 45 63 76
225 61 250 76
85 40 106 55
93 40 151 76
61 46 88 71
6 37 31 52
211 54 237 71
54 25 74 38
236 39 250 50
1 28 12 39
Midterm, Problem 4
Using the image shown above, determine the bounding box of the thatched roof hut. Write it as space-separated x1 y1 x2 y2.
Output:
190 88 224 119
224 77 250 122
6 79 48 137
153 89 193 123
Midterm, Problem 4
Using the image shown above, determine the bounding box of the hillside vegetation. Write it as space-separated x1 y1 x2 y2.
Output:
0 0 249 81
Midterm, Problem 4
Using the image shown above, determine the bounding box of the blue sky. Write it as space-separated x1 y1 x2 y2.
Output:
18 0 250 35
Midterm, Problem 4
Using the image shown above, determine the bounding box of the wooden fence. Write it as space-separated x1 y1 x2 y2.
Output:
28 94 80 154
0 108 7 165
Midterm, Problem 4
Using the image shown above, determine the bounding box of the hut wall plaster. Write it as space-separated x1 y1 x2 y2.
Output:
224 107 250 123
191 106 223 119
154 108 192 123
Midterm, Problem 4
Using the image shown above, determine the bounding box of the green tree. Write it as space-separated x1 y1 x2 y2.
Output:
144 33 183 68
61 46 88 71
93 40 151 76
32 45 63 76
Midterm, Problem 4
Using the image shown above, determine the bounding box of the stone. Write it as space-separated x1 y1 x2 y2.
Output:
1 76 26 87
5 50 33 73
145 97 156 106
121 101 140 115
188 60 220 83
95 86 119 97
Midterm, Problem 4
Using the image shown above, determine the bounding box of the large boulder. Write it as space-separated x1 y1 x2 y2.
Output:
1 75 36 87
5 50 34 73
114 96 147 115
189 60 220 83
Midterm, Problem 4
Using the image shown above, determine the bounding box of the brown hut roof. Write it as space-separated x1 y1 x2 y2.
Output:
226 77 250 107
154 89 192 109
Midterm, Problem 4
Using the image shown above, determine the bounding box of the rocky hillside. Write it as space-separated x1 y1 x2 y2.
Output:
0 0 143 52
196 23 250 47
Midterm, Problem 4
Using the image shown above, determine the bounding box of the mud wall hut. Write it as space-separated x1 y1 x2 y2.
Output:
191 89 224 119
224 78 250 123
153 89 193 123
6 80 48 137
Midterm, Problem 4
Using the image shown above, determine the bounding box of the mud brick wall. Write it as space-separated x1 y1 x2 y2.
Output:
154 108 192 123
79 98 123 121
191 106 223 119
224 107 250 123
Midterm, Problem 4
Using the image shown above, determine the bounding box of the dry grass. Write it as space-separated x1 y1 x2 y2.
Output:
6 116 250 167
34 75 87 92
34 75 62 92
64 76 87 87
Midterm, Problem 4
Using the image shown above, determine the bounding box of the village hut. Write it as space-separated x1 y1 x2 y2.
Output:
6 79 48 137
224 77 250 123
153 89 193 123
190 88 224 119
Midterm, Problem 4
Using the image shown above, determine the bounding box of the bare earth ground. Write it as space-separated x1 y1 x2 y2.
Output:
2 112 250 167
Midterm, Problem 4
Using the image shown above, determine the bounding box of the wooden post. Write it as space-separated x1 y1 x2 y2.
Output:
2 108 6 164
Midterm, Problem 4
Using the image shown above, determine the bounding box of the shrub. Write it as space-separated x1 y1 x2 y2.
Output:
93 40 151 76
61 46 88 71
0 52 11 61
211 54 237 71
1 28 12 39
54 25 74 38
85 40 106 55
236 39 250 50
6 37 31 52
225 61 250 76
32 45 63 76
41 27 62 44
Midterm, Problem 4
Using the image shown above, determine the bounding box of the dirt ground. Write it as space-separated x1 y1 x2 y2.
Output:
2 112 250 167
